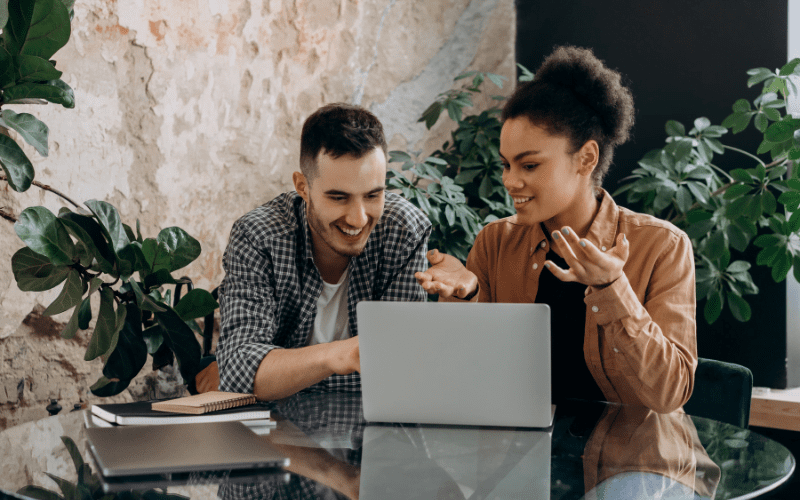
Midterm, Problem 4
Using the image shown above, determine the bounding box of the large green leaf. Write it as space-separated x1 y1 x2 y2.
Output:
157 227 201 271
154 307 201 385
59 436 84 478
0 45 15 88
3 79 74 107
127 278 166 312
173 288 219 321
42 268 84 316
0 109 48 156
14 0 70 59
11 246 69 291
84 199 129 253
58 211 116 274
77 295 91 329
727 291 752 322
0 133 34 191
60 301 80 339
102 302 147 383
14 206 75 265
3 0 36 56
15 486 62 500
84 287 119 361
0 1 9 33
14 54 61 82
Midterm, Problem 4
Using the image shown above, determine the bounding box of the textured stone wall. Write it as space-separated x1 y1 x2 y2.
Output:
0 0 515 430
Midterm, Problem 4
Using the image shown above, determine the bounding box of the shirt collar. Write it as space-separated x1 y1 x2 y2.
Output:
583 188 620 251
528 188 619 253
296 197 317 264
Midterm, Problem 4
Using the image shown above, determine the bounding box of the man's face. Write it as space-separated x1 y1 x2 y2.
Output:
297 147 387 259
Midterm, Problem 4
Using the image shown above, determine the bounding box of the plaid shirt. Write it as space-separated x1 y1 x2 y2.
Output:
217 191 431 395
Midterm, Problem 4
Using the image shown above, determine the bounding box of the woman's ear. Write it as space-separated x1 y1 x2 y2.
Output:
293 171 310 202
576 140 600 177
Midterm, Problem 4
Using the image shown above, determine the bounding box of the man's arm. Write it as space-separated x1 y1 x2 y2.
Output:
252 337 360 400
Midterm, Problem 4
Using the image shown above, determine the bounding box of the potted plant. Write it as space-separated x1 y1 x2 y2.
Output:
1 0 217 397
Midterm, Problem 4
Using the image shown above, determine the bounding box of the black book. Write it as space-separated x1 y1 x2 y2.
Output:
91 400 272 426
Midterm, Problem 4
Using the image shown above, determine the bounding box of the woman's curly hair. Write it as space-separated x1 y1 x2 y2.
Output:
502 46 635 186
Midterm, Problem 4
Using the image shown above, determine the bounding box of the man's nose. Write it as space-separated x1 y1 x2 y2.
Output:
345 202 368 228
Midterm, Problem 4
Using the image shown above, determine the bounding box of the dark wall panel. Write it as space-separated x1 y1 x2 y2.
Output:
516 0 789 387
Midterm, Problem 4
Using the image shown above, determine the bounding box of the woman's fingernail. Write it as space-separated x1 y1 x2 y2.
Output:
580 240 586 247
552 232 560 240
623 234 627 242
562 228 570 235
544 263 550 269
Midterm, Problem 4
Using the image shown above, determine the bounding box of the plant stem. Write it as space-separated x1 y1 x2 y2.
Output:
723 145 766 167
0 207 17 223
708 163 734 182
670 181 735 224
0 173 82 209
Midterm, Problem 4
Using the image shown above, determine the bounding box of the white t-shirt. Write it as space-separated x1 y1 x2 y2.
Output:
308 267 351 346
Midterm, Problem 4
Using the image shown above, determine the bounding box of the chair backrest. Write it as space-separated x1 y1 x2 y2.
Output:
683 357 753 428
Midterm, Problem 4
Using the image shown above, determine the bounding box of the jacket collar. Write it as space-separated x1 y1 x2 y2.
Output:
527 188 620 253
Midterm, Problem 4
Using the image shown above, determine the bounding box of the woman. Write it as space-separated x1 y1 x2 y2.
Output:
416 46 697 413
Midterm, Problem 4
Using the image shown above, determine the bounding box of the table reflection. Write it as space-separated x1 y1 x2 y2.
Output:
2 391 793 500
218 394 731 500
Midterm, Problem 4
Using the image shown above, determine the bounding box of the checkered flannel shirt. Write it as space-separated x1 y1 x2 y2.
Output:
217 191 431 395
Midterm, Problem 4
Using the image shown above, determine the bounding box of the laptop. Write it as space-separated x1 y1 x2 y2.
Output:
357 302 554 428
85 421 289 478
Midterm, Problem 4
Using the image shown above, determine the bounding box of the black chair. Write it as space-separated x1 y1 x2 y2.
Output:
683 357 753 428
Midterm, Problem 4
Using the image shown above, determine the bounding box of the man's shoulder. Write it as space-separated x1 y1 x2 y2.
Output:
380 192 431 237
232 192 301 242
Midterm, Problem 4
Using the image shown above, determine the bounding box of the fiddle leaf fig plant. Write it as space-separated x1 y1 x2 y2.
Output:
2 0 217 398
0 0 75 193
615 58 800 324
11 201 218 396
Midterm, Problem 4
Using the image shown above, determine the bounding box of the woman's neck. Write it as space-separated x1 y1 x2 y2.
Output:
542 188 601 241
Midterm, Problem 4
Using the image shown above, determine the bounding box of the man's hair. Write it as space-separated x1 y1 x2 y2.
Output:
300 103 388 181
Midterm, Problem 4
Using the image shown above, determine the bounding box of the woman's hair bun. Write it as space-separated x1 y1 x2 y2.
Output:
502 45 635 185
534 46 634 146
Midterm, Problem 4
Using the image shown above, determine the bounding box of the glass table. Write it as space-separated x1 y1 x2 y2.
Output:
0 392 794 500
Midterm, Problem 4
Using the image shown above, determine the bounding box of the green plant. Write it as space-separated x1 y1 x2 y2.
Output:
18 435 187 500
2 0 217 397
386 66 533 261
615 58 800 324
0 0 75 196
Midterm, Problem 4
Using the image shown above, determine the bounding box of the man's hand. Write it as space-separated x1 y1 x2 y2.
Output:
327 336 360 375
415 249 479 299
545 227 629 287
195 360 220 393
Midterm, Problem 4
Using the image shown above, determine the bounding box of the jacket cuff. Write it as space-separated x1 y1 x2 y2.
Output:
584 272 640 326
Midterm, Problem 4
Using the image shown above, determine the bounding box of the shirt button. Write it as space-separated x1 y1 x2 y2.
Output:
532 263 538 270
540 241 546 248
601 246 607 251
613 347 620 353
591 306 599 313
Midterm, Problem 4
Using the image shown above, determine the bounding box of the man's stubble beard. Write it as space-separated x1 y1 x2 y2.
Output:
306 199 367 258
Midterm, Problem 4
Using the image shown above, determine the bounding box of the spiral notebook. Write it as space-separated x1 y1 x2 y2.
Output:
152 391 257 415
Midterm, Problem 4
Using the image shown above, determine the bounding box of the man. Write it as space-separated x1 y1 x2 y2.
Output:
216 103 432 400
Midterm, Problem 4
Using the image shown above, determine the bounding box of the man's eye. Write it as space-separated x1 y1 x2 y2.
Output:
330 196 346 201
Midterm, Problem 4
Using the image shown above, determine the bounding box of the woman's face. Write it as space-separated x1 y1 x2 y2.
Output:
499 117 595 228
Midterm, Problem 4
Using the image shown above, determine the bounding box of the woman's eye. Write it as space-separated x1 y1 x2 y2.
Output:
524 164 538 170
501 163 510 170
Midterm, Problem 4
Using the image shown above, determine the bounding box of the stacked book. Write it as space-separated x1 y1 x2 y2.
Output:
86 391 276 434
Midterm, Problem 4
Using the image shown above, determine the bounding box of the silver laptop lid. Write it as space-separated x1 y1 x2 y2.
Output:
86 421 289 477
357 302 551 427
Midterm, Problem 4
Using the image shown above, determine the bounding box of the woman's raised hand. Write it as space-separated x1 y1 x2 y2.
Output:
545 228 629 288
414 249 479 299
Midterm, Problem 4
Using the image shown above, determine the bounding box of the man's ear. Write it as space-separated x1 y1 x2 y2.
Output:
576 140 599 177
293 171 310 202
